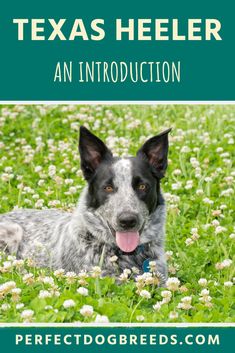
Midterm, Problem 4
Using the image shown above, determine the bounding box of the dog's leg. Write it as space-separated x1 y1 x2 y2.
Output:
0 222 23 254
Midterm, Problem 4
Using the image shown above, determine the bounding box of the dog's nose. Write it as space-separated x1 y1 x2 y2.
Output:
118 213 138 230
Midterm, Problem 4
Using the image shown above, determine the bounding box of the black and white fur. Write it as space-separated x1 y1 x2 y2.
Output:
0 127 171 281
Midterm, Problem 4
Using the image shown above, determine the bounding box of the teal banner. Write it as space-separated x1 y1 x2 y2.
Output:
0 0 234 100
0 327 233 353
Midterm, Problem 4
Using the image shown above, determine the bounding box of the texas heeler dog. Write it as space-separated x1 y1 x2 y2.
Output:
0 126 171 283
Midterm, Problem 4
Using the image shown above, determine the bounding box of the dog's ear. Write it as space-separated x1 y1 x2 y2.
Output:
137 128 171 179
79 126 113 180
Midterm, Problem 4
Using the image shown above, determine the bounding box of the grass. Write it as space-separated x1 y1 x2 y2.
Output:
0 104 234 323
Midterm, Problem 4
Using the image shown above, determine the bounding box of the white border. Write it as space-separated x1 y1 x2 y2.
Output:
0 100 234 328
0 101 235 105
0 323 234 327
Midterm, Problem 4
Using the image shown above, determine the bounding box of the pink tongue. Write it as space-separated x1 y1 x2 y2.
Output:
116 231 140 252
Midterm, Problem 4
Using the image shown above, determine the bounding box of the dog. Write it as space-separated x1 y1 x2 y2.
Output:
0 126 171 282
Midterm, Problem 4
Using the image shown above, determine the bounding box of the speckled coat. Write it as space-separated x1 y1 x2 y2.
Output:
0 184 167 279
0 127 170 284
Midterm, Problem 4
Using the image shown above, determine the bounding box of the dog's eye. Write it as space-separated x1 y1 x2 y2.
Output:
138 183 147 191
104 185 114 193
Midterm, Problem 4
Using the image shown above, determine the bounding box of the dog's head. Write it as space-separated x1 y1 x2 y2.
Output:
79 126 171 252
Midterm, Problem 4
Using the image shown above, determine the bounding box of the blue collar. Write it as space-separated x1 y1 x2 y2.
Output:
118 243 151 272
136 244 151 272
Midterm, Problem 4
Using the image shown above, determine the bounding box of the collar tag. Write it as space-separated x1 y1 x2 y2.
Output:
142 259 150 273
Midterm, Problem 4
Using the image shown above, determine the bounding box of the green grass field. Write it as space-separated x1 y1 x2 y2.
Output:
0 104 234 323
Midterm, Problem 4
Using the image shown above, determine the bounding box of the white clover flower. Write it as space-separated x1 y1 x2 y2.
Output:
199 295 212 303
131 267 140 274
190 157 199 167
178 296 193 310
185 180 193 189
26 258 36 267
4 166 13 173
136 315 145 322
65 178 74 185
166 277 180 291
48 200 61 207
211 219 220 226
94 314 109 323
119 273 129 282
139 290 151 299
48 165 56 177
215 226 227 234
78 270 88 279
11 288 21 295
200 289 210 297
1 173 11 182
196 189 204 195
205 177 212 182
172 182 182 190
54 269 65 277
23 273 34 284
191 233 199 241
68 186 77 195
38 179 45 186
42 276 54 286
215 262 224 270
224 281 233 287
0 281 16 294
12 259 24 268
169 311 179 319
153 302 162 311
16 303 24 310
161 290 172 300
220 188 234 197
63 299 75 309
168 264 177 275
191 228 198 235
65 271 77 283
165 250 173 260
203 197 214 205
38 290 52 299
216 147 223 153
181 146 191 153
109 255 118 263
222 259 232 268
229 233 235 239
185 238 194 246
198 278 208 287
149 261 157 271
173 169 182 175
123 268 131 275
45 305 53 310
145 275 156 286
212 210 221 217
21 309 34 322
181 296 192 304
3 261 12 270
77 287 88 296
80 304 94 317
35 199 44 208
35 166 42 173
1 303 11 311
7 255 16 261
